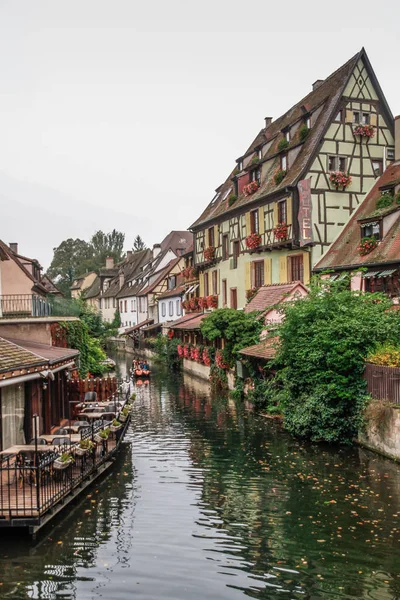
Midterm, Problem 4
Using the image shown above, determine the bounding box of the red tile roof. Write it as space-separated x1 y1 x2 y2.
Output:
168 313 204 329
158 285 185 300
3 338 79 364
124 319 154 334
240 337 279 360
172 314 206 330
244 282 307 313
315 162 400 270
0 337 47 373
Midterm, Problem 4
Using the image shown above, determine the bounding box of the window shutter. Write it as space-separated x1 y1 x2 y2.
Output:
245 212 251 236
217 269 220 295
279 256 288 283
286 196 293 226
303 252 310 284
370 113 377 127
273 202 279 227
258 207 265 234
214 224 219 247
345 109 353 123
245 262 251 291
264 258 272 285
199 272 204 297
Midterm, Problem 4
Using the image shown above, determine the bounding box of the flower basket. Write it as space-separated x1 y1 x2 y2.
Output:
94 433 105 443
189 266 198 279
110 424 122 433
54 454 73 470
273 222 289 240
183 345 190 359
358 236 378 256
245 233 262 250
354 124 375 139
202 348 211 367
193 346 201 362
330 171 352 190
204 246 215 262
215 351 229 370
189 297 199 311
274 169 287 185
198 296 208 309
181 300 190 311
119 414 127 423
243 181 259 196
74 446 88 457
207 295 218 309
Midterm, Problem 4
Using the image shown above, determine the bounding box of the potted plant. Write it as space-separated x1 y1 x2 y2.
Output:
358 236 378 256
243 181 260 196
189 266 198 279
274 169 287 185
110 419 122 433
94 428 110 443
215 350 229 370
198 296 208 309
177 344 184 358
202 347 211 367
228 193 237 207
183 345 190 359
299 124 309 141
189 297 199 311
251 155 260 164
354 124 375 138
119 406 130 423
273 222 289 240
75 439 95 456
245 232 262 250
329 171 352 190
278 138 289 151
204 246 215 262
54 452 74 470
207 295 218 309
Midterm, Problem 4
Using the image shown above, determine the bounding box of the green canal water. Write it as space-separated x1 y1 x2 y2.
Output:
1 356 400 599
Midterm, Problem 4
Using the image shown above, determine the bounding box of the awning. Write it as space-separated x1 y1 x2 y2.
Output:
379 269 397 277
362 270 382 279
123 319 154 334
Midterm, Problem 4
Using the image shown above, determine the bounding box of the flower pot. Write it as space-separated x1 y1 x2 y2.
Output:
94 433 107 443
119 414 127 423
53 458 73 470
110 424 122 433
74 446 88 457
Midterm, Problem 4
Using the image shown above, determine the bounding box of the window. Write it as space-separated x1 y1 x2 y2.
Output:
230 288 238 309
334 110 342 122
120 301 123 313
372 160 383 177
361 221 380 240
281 154 288 171
251 167 261 184
328 155 347 172
113 298 116 308
131 300 134 312
387 148 395 162
278 200 287 224
124 300 127 313
169 301 174 317
212 270 218 295
208 227 215 247
168 275 176 290
289 255 304 282
306 116 312 129
253 261 265 288
222 234 229 260
285 130 290 142
99 299 102 309
161 302 166 317
233 241 240 269
258 149 262 160
362 112 370 125
222 279 227 306
238 159 243 171
204 272 209 296
353 111 360 124
176 300 181 316
250 209 259 234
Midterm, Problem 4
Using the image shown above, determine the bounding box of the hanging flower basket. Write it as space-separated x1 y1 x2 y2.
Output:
245 233 262 250
358 236 378 256
273 222 289 240
274 169 287 185
330 171 352 190
215 351 229 370
246 287 259 302
177 344 184 357
202 347 211 367
198 296 208 309
207 295 218 309
204 246 215 262
354 124 375 139
243 181 260 196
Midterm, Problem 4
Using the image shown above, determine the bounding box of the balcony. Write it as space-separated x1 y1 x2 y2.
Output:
0 295 51 318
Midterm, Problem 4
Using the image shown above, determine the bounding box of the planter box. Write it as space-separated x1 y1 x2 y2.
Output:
53 458 73 470
74 446 88 457
119 414 127 423
94 433 107 443
110 425 122 433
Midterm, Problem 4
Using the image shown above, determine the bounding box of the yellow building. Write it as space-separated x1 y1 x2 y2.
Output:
190 49 395 310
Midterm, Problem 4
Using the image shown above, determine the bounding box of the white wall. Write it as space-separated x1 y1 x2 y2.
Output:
158 295 183 323
118 296 138 328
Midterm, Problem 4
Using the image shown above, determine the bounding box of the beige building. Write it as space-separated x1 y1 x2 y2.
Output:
190 49 395 310
70 272 97 299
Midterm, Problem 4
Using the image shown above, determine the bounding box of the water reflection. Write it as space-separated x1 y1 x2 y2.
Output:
0 364 400 599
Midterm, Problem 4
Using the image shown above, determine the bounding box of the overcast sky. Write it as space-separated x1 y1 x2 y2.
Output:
0 0 399 269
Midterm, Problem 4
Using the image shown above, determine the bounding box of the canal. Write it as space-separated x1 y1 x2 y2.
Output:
1 355 400 599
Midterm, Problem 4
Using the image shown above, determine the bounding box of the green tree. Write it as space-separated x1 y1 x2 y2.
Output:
133 235 146 252
90 229 125 266
273 276 400 444
47 238 94 296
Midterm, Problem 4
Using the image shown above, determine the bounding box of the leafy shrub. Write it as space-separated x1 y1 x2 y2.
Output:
278 138 289 152
228 194 237 207
367 343 400 367
299 124 309 141
251 156 260 164
376 194 393 209
274 169 287 185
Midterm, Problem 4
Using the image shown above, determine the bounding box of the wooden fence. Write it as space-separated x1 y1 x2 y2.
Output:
67 376 118 404
364 363 400 405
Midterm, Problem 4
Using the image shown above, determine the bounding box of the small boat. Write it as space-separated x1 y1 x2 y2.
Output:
134 369 151 378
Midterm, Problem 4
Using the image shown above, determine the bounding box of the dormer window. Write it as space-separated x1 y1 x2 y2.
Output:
285 130 290 142
361 221 381 241
258 149 262 160
251 167 261 184
238 159 243 171
281 154 288 171
306 116 312 128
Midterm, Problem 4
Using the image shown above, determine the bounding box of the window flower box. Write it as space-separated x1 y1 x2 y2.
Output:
204 246 215 262
190 346 196 360
183 345 190 359
198 296 208 309
274 169 287 185
273 222 289 240
358 236 378 256
193 346 202 362
207 295 218 309
330 171 352 190
177 344 184 357
94 428 110 443
354 124 375 139
243 181 259 197
245 233 262 250
189 297 199 310
202 347 211 366
110 419 122 433
54 453 74 470
181 299 190 311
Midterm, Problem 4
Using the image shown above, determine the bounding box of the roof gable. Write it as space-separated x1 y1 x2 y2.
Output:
244 282 308 313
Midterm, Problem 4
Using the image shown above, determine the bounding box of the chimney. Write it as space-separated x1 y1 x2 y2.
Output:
9 243 18 254
152 243 161 258
126 250 133 259
105 256 114 269
264 117 273 127
395 116 400 162
312 79 324 91
119 268 125 289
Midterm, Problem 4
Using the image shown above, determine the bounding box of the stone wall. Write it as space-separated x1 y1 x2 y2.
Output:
359 405 400 462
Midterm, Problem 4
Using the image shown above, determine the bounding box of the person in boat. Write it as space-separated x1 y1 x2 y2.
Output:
142 362 149 372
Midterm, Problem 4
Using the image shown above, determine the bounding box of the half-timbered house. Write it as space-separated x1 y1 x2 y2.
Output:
189 49 395 310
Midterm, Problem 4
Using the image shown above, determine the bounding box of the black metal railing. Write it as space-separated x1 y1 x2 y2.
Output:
0 294 52 318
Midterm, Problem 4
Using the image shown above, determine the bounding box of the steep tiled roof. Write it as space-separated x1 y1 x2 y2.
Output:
160 231 193 254
3 338 79 364
240 337 279 360
245 282 308 313
84 276 101 299
0 240 48 295
137 258 181 296
158 285 186 299
0 337 47 373
315 162 400 270
190 50 372 230
171 314 205 330
102 249 151 299
40 274 63 296
167 313 202 328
